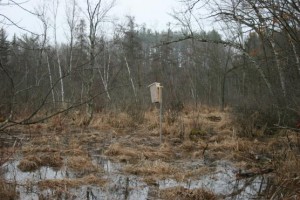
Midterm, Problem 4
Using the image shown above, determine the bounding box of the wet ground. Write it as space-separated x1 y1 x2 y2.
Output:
2 151 268 199
0 111 276 199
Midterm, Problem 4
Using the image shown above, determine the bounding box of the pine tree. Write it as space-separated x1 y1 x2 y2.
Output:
0 28 9 65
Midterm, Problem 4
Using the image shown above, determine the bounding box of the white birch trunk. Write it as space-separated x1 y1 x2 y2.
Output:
124 56 137 101
245 53 274 96
98 54 111 101
53 0 65 104
66 0 76 73
57 52 65 103
46 54 56 105
288 36 300 76
270 40 286 97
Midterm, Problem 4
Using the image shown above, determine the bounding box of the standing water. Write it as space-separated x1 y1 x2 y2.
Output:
2 155 268 199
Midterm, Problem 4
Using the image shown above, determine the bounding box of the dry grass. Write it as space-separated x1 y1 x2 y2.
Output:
104 141 175 163
22 135 88 156
180 140 197 152
102 107 250 177
67 156 100 175
106 112 134 128
38 174 106 190
18 153 63 172
17 130 101 174
18 155 42 172
209 136 253 152
30 136 50 146
158 143 174 159
63 148 86 156
183 167 213 179
0 147 17 166
0 178 18 200
266 177 300 199
264 149 300 198
22 146 58 154
40 153 64 169
104 143 139 162
124 160 178 177
62 138 86 156
271 149 300 179
160 186 217 200
5 105 300 199
144 109 160 130
137 146 166 160
47 114 66 132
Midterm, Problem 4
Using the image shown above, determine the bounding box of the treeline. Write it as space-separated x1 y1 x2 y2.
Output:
0 1 299 129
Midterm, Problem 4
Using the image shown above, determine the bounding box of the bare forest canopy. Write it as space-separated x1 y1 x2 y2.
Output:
0 0 299 131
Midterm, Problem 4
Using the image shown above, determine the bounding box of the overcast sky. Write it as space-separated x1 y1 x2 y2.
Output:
1 0 184 42
113 0 182 29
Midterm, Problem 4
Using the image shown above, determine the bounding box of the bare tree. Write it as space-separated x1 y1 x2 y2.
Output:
36 3 56 106
65 0 78 73
124 55 137 101
175 0 299 125
85 0 115 124
97 40 112 101
173 0 279 98
52 0 65 105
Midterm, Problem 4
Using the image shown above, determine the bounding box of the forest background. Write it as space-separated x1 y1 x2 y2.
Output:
0 0 299 132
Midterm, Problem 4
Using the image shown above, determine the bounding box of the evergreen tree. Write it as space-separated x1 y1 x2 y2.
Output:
0 28 9 65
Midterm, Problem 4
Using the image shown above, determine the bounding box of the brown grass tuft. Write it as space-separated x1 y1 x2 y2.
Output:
22 146 58 154
11 104 300 199
107 112 134 128
181 140 196 152
159 143 174 158
183 167 213 179
38 174 106 191
63 148 86 156
131 145 172 161
48 114 65 132
18 153 63 172
67 156 100 175
40 153 63 169
124 160 177 177
160 186 217 200
0 178 18 199
104 143 138 162
18 155 42 172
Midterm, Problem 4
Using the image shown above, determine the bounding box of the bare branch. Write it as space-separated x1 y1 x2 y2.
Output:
0 14 40 36
9 0 41 17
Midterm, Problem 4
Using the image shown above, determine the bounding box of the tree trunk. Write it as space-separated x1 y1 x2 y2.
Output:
124 56 137 102
245 53 274 97
288 36 300 76
221 73 226 111
57 51 65 104
46 54 56 106
85 37 96 126
53 0 65 106
98 53 111 101
270 39 286 98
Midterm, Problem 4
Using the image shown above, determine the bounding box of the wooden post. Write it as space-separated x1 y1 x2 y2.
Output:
148 82 163 144
160 94 162 144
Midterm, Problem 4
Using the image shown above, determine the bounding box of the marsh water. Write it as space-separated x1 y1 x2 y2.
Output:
2 152 268 200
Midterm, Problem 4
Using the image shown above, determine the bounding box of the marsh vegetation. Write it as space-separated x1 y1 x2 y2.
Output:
1 0 300 199
1 106 299 199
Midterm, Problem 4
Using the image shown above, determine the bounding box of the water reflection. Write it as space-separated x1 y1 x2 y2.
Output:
2 158 149 200
159 161 267 199
2 157 267 200
4 160 69 183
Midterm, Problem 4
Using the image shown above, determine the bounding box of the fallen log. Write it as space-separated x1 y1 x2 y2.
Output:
236 168 274 179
